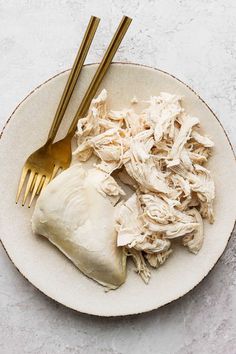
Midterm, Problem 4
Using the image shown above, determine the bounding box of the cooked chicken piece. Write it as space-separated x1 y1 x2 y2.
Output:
143 92 183 142
117 168 138 190
98 173 126 206
143 214 198 239
72 140 93 161
191 130 214 147
134 237 171 254
95 160 122 174
145 249 173 268
139 193 175 224
32 164 127 289
170 163 215 223
188 151 207 165
73 90 107 161
182 208 204 254
115 194 146 248
91 128 124 161
76 89 107 139
168 115 199 166
125 157 170 194
169 173 191 198
125 248 151 284
180 148 194 171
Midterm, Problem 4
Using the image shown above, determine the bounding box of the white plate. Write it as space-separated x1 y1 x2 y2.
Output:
0 63 235 316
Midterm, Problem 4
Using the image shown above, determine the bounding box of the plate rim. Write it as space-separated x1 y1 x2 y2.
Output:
1 61 235 317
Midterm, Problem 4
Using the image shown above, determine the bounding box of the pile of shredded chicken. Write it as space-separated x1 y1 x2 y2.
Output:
73 89 215 283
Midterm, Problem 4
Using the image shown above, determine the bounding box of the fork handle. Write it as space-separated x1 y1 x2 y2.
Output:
66 16 132 137
46 16 100 143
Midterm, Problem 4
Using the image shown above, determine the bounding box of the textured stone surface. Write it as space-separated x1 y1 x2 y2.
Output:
0 1 235 353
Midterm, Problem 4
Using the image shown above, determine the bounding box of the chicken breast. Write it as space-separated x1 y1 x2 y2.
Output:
32 164 127 289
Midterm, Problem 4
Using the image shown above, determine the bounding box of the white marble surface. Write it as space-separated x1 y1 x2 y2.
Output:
0 1 236 353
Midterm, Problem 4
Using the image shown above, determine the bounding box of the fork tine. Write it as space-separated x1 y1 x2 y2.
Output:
51 165 61 181
22 171 36 206
36 173 51 196
28 174 43 208
36 176 45 195
41 176 50 192
16 166 29 203
30 174 37 192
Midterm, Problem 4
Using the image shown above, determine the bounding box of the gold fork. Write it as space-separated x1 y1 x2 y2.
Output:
50 16 132 180
16 16 100 207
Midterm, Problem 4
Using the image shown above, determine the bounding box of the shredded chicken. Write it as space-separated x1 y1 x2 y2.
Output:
73 89 215 283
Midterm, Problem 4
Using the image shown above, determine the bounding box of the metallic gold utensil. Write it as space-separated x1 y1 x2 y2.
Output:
16 16 100 207
49 16 132 180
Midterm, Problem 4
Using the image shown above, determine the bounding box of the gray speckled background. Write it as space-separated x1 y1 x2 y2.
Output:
0 1 236 353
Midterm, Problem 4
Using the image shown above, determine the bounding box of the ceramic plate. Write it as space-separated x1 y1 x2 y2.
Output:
0 63 235 316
